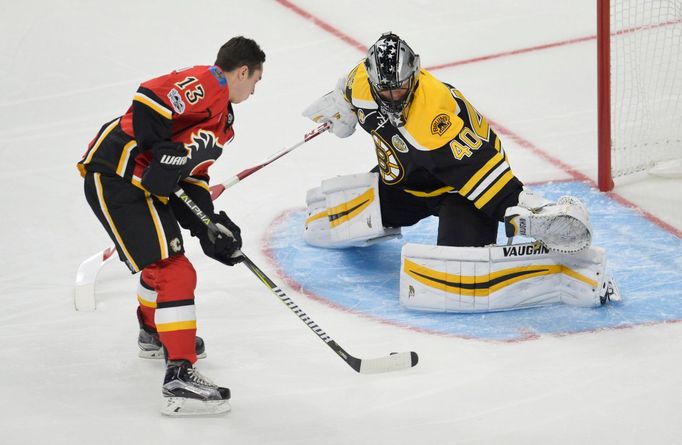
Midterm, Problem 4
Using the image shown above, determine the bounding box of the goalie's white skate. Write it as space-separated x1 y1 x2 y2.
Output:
599 275 622 305
161 360 231 417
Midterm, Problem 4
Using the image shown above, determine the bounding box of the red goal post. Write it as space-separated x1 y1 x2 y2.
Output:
597 0 682 191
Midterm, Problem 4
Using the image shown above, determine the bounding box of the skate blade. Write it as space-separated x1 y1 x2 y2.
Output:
138 349 165 359
161 396 231 417
138 349 207 360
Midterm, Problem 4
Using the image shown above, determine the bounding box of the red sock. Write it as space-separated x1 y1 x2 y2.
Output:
143 255 198 363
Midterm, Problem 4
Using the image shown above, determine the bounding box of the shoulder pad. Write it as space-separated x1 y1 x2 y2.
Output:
348 61 378 110
399 70 464 151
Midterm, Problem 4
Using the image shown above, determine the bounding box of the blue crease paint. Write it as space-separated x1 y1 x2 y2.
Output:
266 182 682 340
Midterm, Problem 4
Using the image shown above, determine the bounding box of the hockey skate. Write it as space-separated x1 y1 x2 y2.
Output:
137 308 207 359
137 326 207 360
161 360 231 416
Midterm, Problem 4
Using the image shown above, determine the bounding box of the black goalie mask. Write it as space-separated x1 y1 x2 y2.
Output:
364 32 421 127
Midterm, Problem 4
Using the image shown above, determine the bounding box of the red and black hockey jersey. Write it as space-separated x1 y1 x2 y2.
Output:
77 65 234 195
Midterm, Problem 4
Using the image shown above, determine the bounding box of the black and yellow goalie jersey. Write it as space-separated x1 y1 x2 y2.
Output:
342 62 523 221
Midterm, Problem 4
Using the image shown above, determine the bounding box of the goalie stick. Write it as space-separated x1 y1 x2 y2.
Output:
74 123 330 311
173 187 419 374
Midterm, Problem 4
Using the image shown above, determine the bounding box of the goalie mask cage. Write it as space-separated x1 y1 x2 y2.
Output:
597 0 682 191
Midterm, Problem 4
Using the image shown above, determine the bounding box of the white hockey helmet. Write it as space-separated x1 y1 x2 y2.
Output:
364 32 421 127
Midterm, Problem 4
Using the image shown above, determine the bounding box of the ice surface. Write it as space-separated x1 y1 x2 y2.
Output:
0 1 680 444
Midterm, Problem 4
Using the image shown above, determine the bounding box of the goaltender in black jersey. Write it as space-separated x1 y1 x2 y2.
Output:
304 32 524 247
302 32 620 312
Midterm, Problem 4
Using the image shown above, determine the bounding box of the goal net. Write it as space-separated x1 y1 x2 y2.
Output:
598 0 682 191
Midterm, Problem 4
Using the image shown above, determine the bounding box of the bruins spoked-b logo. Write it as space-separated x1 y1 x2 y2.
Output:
430 113 451 136
372 131 404 185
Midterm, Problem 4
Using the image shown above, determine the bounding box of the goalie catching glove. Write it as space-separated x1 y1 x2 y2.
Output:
198 211 244 266
504 190 592 253
302 77 357 138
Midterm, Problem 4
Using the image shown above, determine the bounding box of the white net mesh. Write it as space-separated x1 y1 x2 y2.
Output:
610 0 682 177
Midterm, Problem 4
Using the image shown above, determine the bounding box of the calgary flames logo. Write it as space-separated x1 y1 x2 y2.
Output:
183 129 223 176
184 130 223 158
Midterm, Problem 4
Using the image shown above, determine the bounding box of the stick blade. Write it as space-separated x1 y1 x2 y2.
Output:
74 283 96 312
74 248 115 311
209 184 226 201
358 351 419 374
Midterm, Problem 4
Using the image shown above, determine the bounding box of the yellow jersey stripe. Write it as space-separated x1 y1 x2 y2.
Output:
468 161 510 201
459 152 503 197
474 170 514 208
84 118 120 165
116 140 137 176
181 177 210 192
134 92 172 120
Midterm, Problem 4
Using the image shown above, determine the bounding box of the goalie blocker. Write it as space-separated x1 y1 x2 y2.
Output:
400 242 620 313
304 172 401 248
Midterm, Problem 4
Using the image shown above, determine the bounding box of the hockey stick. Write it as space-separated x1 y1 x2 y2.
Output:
210 122 330 200
173 187 419 374
74 246 117 311
74 123 331 311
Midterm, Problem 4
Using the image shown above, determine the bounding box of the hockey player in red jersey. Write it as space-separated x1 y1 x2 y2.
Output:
77 36 265 416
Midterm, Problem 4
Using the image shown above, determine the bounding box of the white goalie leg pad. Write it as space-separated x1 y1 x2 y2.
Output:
303 186 333 247
505 195 593 253
400 242 616 313
303 172 401 248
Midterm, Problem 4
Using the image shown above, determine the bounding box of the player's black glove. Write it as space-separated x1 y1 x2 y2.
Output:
199 211 244 266
141 141 187 197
